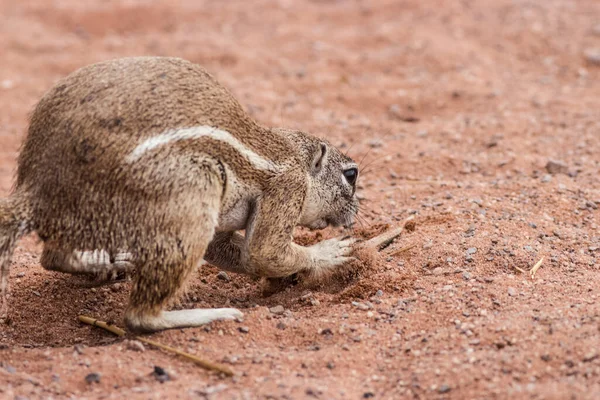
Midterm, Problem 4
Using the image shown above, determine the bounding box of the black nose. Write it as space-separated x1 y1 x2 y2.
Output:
343 167 358 186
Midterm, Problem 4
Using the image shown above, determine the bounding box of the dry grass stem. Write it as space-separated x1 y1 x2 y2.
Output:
361 216 414 251
530 257 544 279
78 315 234 376
512 266 527 274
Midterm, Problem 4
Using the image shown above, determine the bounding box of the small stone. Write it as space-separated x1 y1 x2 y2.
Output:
198 384 229 396
541 174 552 183
125 340 145 352
432 267 444 275
216 271 230 281
16 272 25 278
152 366 170 383
583 351 599 362
375 290 384 297
368 139 383 148
276 322 287 330
352 301 370 311
466 247 477 255
327 362 335 369
438 384 451 394
507 287 517 297
269 305 285 315
462 272 472 280
584 48 600 65
545 160 569 175
85 372 101 384
319 328 333 335
238 326 250 334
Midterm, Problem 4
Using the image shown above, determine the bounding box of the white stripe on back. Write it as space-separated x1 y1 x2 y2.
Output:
126 125 277 171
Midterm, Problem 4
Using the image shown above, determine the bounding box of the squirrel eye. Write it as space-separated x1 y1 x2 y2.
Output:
343 168 358 186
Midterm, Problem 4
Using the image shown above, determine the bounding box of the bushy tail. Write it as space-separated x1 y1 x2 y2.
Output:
0 191 32 318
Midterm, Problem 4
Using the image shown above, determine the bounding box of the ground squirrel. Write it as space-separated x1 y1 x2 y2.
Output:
0 57 359 332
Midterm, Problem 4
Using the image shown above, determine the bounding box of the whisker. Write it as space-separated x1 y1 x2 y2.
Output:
344 141 356 158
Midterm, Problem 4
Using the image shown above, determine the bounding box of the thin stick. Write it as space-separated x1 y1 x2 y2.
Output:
362 226 404 250
530 257 544 279
512 266 527 274
361 217 414 251
79 315 126 336
388 243 418 256
137 337 234 377
78 315 234 377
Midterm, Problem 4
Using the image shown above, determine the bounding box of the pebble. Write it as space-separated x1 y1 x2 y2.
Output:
216 271 230 281
583 351 599 362
16 272 25 278
368 139 383 148
198 384 229 396
152 366 171 383
269 305 285 315
507 287 517 297
432 267 444 275
125 340 145 352
276 322 287 330
541 174 552 183
319 328 333 335
545 160 569 175
352 301 370 311
84 372 101 384
466 247 477 255
238 326 250 333
438 384 451 393
584 48 600 65
462 271 472 280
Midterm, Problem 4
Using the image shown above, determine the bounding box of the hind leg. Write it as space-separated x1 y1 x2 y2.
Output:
41 243 133 279
123 163 242 333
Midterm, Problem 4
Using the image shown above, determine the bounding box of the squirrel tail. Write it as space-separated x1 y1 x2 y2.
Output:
0 190 32 317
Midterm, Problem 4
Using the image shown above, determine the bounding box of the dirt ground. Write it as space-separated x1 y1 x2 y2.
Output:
1 0 600 398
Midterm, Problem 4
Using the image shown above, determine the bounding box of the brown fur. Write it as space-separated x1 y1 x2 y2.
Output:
0 57 359 332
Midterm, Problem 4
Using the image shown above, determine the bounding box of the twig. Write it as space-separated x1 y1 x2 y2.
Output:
529 257 544 279
79 315 126 336
362 216 414 251
78 315 234 377
512 266 527 274
388 243 418 256
137 337 233 376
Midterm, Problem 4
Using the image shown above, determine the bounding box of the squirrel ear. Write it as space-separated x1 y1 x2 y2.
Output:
311 143 327 175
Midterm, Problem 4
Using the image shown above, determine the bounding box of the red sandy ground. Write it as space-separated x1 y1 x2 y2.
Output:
1 0 600 398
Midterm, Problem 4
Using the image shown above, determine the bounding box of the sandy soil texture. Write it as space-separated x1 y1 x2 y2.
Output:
1 0 600 398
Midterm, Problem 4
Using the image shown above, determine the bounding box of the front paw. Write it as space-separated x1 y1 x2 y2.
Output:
308 237 356 269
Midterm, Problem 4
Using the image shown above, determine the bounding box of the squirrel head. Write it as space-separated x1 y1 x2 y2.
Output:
273 128 359 230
